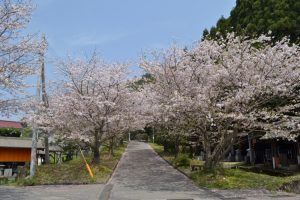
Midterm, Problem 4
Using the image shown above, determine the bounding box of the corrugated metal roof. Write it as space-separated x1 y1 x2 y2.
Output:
0 137 62 151
0 120 22 128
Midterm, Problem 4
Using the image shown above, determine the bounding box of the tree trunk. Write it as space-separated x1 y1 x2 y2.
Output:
203 156 219 170
203 144 232 171
109 138 114 158
203 129 237 171
163 140 168 153
189 145 194 158
202 134 211 161
174 136 180 157
92 132 101 164
44 135 50 164
92 144 100 164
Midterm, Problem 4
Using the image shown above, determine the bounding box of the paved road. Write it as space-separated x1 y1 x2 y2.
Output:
0 184 104 200
108 141 300 200
108 141 220 200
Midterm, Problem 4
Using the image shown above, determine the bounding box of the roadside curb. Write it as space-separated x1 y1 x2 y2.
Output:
107 143 128 184
98 184 113 200
98 143 129 200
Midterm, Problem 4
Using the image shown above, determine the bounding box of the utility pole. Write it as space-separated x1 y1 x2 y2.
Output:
30 34 47 177
40 35 50 164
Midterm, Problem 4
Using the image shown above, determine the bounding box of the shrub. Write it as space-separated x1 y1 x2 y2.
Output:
21 177 36 186
0 128 21 137
173 154 191 167
135 133 148 142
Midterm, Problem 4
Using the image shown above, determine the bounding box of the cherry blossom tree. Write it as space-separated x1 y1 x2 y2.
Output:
0 0 42 115
27 55 145 164
141 34 300 169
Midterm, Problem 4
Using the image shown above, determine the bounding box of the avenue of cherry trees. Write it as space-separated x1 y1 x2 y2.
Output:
140 34 300 169
26 34 300 168
0 1 299 169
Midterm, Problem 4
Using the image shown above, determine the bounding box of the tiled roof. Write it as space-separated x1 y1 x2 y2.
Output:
0 120 22 129
0 137 62 152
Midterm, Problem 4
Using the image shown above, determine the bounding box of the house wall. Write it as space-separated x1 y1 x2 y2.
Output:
0 147 31 162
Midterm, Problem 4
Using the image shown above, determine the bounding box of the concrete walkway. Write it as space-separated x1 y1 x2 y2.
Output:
0 184 104 200
108 141 220 200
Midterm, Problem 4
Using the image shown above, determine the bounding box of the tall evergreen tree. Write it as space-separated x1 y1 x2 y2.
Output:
204 0 300 43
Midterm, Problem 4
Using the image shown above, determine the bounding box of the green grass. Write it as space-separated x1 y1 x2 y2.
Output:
149 143 300 191
149 142 164 154
13 144 127 186
149 143 179 164
189 168 300 190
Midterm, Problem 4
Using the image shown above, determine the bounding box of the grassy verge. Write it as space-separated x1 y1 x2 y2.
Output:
10 144 127 186
189 168 300 190
150 142 174 163
149 143 300 191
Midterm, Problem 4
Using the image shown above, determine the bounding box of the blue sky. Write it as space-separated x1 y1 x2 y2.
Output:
29 0 235 63
6 0 236 120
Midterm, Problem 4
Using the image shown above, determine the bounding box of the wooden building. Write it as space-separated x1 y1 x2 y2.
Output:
0 137 62 166
0 137 32 162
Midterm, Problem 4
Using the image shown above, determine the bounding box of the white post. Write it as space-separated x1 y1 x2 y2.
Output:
129 132 131 142
248 134 254 165
272 157 276 169
152 127 155 143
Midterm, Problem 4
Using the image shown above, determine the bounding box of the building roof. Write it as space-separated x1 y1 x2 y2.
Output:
0 137 62 152
0 120 22 129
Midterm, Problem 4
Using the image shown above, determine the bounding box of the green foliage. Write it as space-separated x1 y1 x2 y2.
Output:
54 138 80 161
21 178 37 186
172 154 191 167
130 129 145 140
149 142 164 154
135 133 148 141
0 177 8 184
0 128 21 137
204 0 300 44
20 128 31 138
129 73 155 91
149 128 186 155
